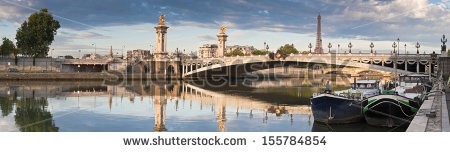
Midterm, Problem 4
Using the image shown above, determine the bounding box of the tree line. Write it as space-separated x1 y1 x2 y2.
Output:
225 44 303 57
0 8 60 65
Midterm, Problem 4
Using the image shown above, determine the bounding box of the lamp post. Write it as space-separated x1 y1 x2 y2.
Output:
78 50 81 59
122 45 125 59
266 45 269 52
50 49 54 72
327 43 332 53
370 42 374 54
338 44 340 54
264 42 266 51
392 41 398 87
392 42 397 55
404 43 407 54
397 38 400 55
348 42 352 54
308 43 312 54
415 42 420 54
91 43 96 58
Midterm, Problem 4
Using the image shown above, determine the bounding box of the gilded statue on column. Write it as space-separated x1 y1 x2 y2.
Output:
220 26 227 34
159 14 165 25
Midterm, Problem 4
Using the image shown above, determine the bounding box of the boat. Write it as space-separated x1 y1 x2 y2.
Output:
310 79 380 124
362 74 428 127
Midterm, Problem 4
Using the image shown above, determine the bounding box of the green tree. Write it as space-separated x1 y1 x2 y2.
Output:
279 44 299 54
226 48 245 56
0 97 14 117
16 8 60 60
64 55 74 59
301 51 310 55
251 49 269 55
0 38 16 57
14 97 59 132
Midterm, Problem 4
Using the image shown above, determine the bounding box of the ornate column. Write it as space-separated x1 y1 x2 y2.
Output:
153 85 167 132
217 26 228 58
154 15 169 60
416 61 420 73
405 59 408 71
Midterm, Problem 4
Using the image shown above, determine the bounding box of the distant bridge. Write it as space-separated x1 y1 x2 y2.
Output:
181 53 437 78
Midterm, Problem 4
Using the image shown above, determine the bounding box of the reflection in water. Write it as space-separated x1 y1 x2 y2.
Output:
14 97 59 132
0 90 58 132
0 77 393 132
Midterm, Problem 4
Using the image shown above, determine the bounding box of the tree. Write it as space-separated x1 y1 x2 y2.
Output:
279 44 299 54
0 38 16 57
251 49 269 55
64 55 74 59
16 8 60 61
226 48 245 57
301 51 310 55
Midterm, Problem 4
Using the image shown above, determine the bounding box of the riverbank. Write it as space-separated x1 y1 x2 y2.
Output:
0 72 180 80
407 77 450 132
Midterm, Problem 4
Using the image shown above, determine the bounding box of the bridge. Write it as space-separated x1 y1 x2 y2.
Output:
181 53 437 78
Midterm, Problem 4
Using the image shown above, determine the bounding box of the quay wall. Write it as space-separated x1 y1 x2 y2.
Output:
407 78 449 132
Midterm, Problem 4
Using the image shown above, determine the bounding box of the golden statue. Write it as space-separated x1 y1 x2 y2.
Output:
159 14 165 25
220 26 227 34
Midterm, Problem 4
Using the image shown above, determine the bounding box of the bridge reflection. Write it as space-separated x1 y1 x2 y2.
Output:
0 80 316 132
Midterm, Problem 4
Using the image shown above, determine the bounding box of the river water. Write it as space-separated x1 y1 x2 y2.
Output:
0 77 406 132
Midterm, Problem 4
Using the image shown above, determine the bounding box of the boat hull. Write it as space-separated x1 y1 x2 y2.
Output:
310 94 364 124
363 95 419 127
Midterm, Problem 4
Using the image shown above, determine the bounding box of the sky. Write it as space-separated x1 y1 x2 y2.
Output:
0 0 450 57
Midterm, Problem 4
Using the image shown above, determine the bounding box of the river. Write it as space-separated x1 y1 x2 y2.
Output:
0 77 406 132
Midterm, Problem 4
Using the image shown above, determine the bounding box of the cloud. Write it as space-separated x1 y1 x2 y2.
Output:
1 0 449 51
197 35 215 41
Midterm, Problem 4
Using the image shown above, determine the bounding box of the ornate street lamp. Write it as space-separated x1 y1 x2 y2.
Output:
415 42 420 54
348 42 352 54
441 34 447 55
370 42 374 54
91 43 96 57
266 45 269 52
327 43 332 53
392 42 397 54
404 44 407 54
308 43 312 54
397 38 400 55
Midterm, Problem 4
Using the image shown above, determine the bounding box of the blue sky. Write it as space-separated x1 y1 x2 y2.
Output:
1 0 449 57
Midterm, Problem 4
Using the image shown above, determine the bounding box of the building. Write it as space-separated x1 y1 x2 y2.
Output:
198 44 218 58
226 45 256 55
126 49 151 60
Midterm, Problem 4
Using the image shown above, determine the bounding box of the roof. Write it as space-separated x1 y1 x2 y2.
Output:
354 80 378 84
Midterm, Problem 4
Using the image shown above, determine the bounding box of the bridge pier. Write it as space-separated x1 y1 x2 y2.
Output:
405 61 408 71
417 63 420 73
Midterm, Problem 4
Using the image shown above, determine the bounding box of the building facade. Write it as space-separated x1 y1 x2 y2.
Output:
198 44 218 58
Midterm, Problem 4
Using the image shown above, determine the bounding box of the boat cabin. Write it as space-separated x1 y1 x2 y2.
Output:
352 80 379 89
